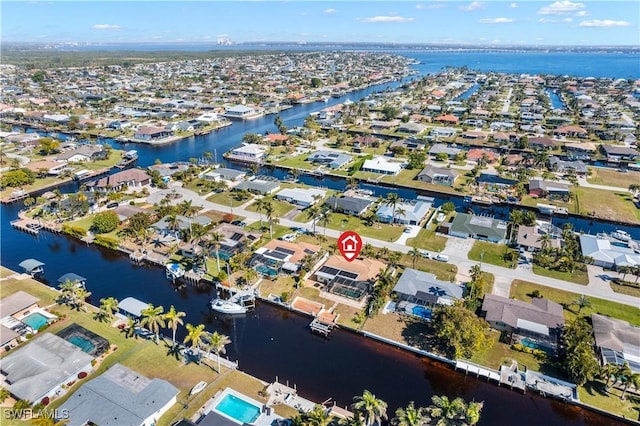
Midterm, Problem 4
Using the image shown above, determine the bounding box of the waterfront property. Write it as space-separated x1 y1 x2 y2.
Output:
200 387 283 425
314 255 386 301
209 223 261 260
227 144 267 163
549 156 588 175
223 105 264 120
516 222 562 252
429 143 461 158
0 325 20 353
361 156 404 175
56 145 109 162
57 323 110 357
0 333 94 404
134 126 174 141
249 240 323 277
591 313 640 374
376 198 432 225
481 294 565 351
201 167 247 182
528 179 571 201
579 234 640 270
151 214 212 239
393 268 464 317
234 177 281 195
275 187 326 208
0 290 39 318
0 290 58 337
59 363 179 426
117 297 149 319
88 168 151 192
448 213 508 244
307 150 353 169
324 195 374 216
416 166 458 186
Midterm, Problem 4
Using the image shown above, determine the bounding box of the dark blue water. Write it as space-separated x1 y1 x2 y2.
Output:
547 89 566 110
455 83 480 101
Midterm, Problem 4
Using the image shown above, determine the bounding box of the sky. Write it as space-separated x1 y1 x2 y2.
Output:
2 1 639 46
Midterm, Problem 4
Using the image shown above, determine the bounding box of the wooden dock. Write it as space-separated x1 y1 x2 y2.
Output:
11 218 61 235
1 192 28 204
309 318 334 336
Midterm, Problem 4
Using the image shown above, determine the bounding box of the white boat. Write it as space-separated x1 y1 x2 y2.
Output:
165 263 185 280
189 381 207 396
612 230 631 242
210 298 247 315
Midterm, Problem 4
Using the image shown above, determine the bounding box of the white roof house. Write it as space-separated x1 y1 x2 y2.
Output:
579 234 640 270
276 188 327 207
376 199 433 226
361 156 404 175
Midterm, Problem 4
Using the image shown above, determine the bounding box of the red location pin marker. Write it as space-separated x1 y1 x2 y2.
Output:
337 231 363 262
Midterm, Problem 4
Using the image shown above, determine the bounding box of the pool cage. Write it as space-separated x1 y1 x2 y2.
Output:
57 323 110 357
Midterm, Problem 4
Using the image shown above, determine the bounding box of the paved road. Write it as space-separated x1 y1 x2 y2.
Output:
147 185 640 308
577 175 628 192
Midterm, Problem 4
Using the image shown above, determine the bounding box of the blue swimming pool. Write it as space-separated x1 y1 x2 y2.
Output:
412 305 432 320
22 312 50 330
215 393 261 424
521 338 545 351
67 335 96 354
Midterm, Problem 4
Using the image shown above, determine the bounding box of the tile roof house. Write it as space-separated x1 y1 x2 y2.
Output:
324 195 374 216
449 213 508 244
89 169 151 192
481 294 565 344
553 125 588 139
591 314 640 373
528 136 559 150
0 333 94 403
59 363 179 426
393 268 463 307
376 198 433 225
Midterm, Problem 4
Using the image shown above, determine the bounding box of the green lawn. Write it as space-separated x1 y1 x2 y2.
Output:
245 222 290 240
573 186 640 223
610 281 640 298
206 191 253 207
398 257 458 282
68 214 122 241
406 228 447 252
587 167 640 188
577 380 640 422
380 169 459 195
510 280 640 325
245 198 295 218
468 240 515 269
532 264 589 285
312 211 405 242
276 154 314 170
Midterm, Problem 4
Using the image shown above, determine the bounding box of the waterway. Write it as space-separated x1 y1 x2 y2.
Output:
547 88 566 110
0 201 620 425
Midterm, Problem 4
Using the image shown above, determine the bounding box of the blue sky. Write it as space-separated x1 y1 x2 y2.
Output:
2 1 639 45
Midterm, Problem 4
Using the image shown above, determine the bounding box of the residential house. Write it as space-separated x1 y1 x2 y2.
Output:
151 215 211 239
429 143 461 159
147 162 191 178
134 126 174 141
430 127 457 138
89 169 151 192
528 179 571 200
393 268 463 308
324 195 374 216
276 187 326 208
113 205 150 223
549 156 588 175
0 291 40 319
249 240 323 276
201 167 246 182
591 314 640 373
481 294 565 348
361 156 404 175
209 223 261 261
59 363 179 426
352 135 378 149
564 142 597 160
516 222 562 252
389 138 426 152
25 159 70 176
600 144 640 162
553 125 588 139
370 120 399 131
476 173 518 194
449 213 508 244
528 137 559 150
57 145 109 163
434 114 459 125
223 105 263 120
0 325 21 353
307 151 353 169
579 234 640 270
234 178 281 195
314 255 386 301
397 122 427 134
117 297 148 319
227 144 268 163
376 198 433 225
264 133 289 145
467 148 498 164
416 166 458 186
0 333 94 404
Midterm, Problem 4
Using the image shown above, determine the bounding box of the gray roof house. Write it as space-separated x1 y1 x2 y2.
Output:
325 196 374 216
600 144 640 160
429 143 461 158
592 314 640 373
0 325 20 353
201 167 246 182
397 122 428 134
481 294 565 343
0 291 39 317
151 215 211 238
549 156 588 175
416 166 458 186
0 333 94 403
59 363 179 426
579 234 640 270
449 213 508 244
307 151 353 169
234 178 281 195
376 198 433 225
117 297 149 319
393 268 463 307
276 188 326 208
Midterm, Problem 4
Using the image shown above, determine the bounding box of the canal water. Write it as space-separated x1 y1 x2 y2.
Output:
0 201 620 425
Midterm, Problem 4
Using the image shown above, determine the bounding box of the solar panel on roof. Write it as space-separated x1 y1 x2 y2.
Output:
303 248 315 255
230 232 243 241
274 246 296 255
337 270 358 279
319 266 339 275
266 250 288 260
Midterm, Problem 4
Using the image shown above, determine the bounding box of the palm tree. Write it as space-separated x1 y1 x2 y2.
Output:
385 193 400 225
409 246 421 269
208 231 224 273
621 371 640 400
184 323 206 357
392 401 426 426
469 264 483 284
320 207 332 238
140 304 166 343
307 205 322 234
263 199 276 239
206 331 231 373
123 316 137 339
255 197 268 228
164 305 186 347
537 233 552 251
394 206 407 225
425 395 483 426
73 288 92 312
350 390 388 426
99 297 119 319
572 294 592 313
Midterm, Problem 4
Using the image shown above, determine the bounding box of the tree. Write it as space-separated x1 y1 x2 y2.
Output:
184 323 206 357
381 105 400 121
38 138 60 155
274 115 287 135
206 331 231 373
385 193 400 225
440 202 455 214
292 405 331 426
307 205 322 235
164 305 186 347
140 304 165 343
242 133 263 144
409 246 421 269
560 318 599 385
431 303 493 359
127 212 153 233
351 390 388 426
91 211 120 234
310 77 323 88
435 152 449 162
1 169 36 188
621 370 640 400
425 395 483 426
208 231 223 273
572 294 592 313
73 288 92 312
320 207 332 237
0 387 10 403
392 401 426 426
99 297 119 319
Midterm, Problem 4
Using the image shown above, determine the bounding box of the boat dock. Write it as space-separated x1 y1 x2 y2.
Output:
10 218 61 235
455 360 501 382
309 318 335 336
1 191 28 204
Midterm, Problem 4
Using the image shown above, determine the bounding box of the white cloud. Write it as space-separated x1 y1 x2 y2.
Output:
324 8 336 14
92 24 121 30
579 19 630 27
575 11 589 16
538 17 573 23
510 3 518 8
460 1 484 12
480 17 514 24
538 1 584 15
360 16 415 23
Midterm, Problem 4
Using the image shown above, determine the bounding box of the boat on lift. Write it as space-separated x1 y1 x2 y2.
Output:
612 230 631 242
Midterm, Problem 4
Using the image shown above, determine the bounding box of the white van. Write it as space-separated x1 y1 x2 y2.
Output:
434 254 449 262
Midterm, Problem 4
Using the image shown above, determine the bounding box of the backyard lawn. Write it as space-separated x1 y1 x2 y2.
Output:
572 186 640 223
206 191 253 207
406 228 447 252
245 198 295 218
510 280 640 325
532 264 589 285
587 167 640 188
309 211 405 241
468 240 515 269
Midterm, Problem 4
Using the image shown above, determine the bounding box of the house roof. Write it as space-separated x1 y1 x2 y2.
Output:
528 179 570 193
325 196 373 214
481 294 564 331
0 291 39 316
393 268 463 304
601 144 640 157
450 213 508 240
231 144 267 155
276 187 326 204
579 234 640 267
113 205 149 221
213 168 246 179
135 126 168 135
235 179 280 193
258 240 321 264
59 363 179 426
0 333 94 402
549 156 588 173
429 143 460 156
91 169 151 188
118 297 149 318
477 173 518 186
528 137 558 148
417 166 459 180
516 225 562 250
362 156 403 174
0 324 20 346
319 255 386 282
376 199 432 223
592 314 640 355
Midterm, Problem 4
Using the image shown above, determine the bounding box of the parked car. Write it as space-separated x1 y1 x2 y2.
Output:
418 249 431 259
279 233 297 242
404 227 412 233
434 254 449 262
106 202 119 209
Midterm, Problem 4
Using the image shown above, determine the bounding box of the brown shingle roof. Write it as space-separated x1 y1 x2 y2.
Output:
481 294 564 330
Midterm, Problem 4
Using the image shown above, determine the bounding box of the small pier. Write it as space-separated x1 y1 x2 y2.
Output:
1 191 28 204
10 219 42 235
309 318 334 336
499 361 527 392
455 360 500 382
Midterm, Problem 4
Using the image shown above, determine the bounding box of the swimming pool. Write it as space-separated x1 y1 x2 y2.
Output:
412 305 432 320
521 338 546 351
21 312 50 331
214 393 261 424
66 335 96 354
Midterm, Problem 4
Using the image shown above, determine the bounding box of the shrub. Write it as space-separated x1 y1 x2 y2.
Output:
91 210 119 233
94 235 119 250
62 224 87 237
222 213 235 223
